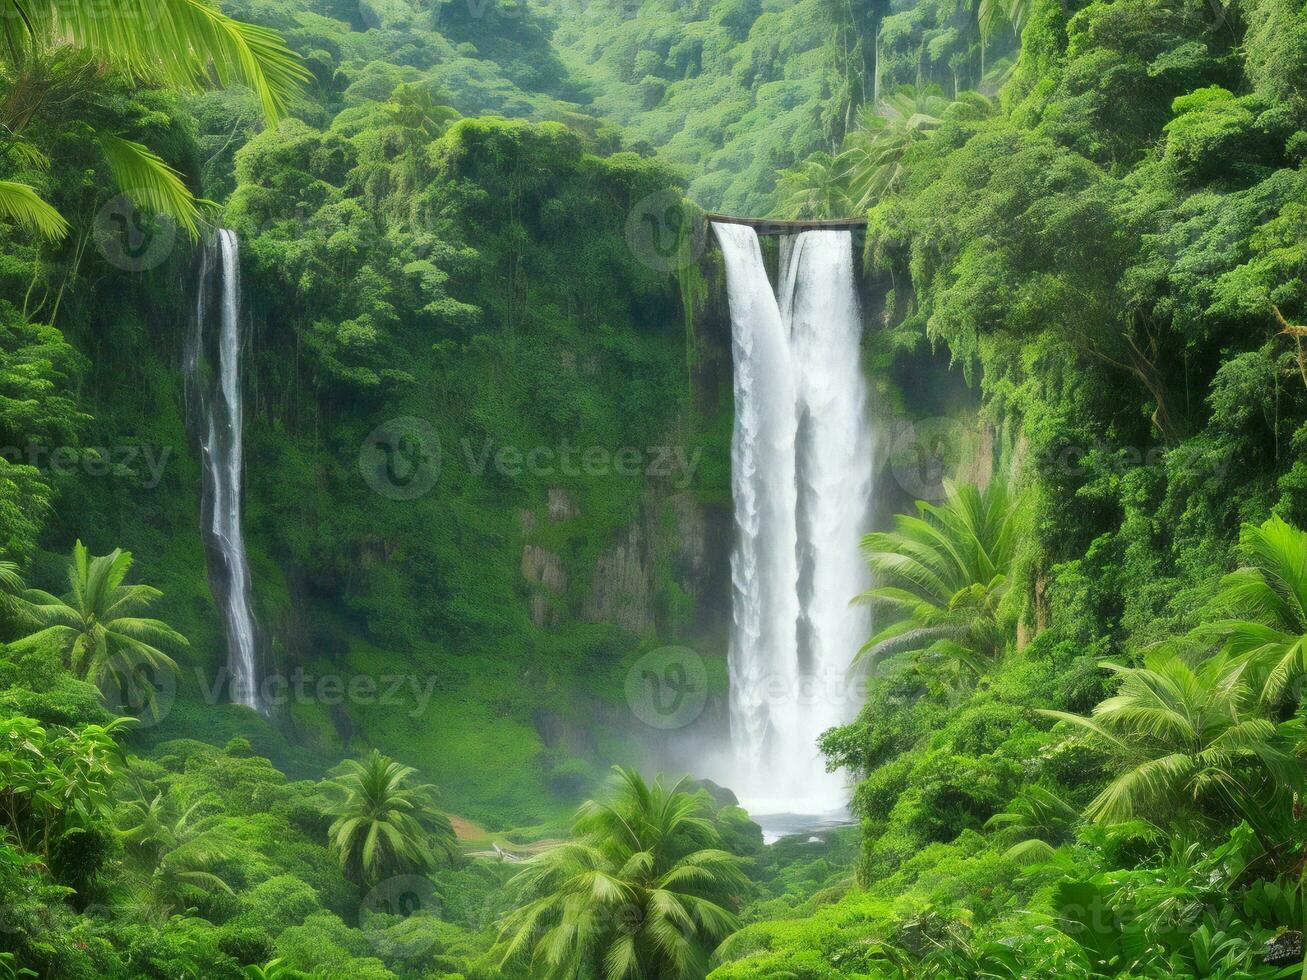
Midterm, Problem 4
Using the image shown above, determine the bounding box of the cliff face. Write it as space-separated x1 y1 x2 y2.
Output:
518 486 731 640
515 267 736 648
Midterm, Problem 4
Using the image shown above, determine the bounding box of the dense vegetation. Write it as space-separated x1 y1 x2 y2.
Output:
0 0 1304 976
713 0 1307 973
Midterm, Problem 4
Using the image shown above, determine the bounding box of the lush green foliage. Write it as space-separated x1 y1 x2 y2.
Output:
499 768 749 979
1 0 1306 975
715 0 1307 971
856 478 1017 687
325 751 456 887
15 541 186 717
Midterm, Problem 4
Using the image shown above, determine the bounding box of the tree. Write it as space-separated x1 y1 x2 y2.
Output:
0 714 129 861
1039 652 1304 840
324 751 454 888
0 0 309 238
0 559 28 617
977 0 1031 47
0 180 67 240
855 479 1017 684
117 792 206 864
499 767 748 980
114 783 236 916
0 0 307 119
13 541 186 716
151 835 236 916
838 87 949 210
984 784 1079 864
1196 515 1307 705
838 89 996 211
775 151 851 219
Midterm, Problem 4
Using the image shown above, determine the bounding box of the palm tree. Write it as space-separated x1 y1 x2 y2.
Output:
1195 514 1307 705
977 0 1031 46
13 541 186 715
838 87 950 210
855 479 1017 684
775 151 851 219
0 0 309 238
118 791 205 863
1039 651 1305 840
324 751 455 888
984 784 1079 864
0 558 28 618
0 179 67 239
113 783 235 916
838 88 997 211
151 835 235 916
499 767 748 980
0 0 307 119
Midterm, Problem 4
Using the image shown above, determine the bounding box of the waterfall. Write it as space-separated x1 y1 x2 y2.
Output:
786 231 873 808
187 229 263 714
713 223 872 814
716 222 804 805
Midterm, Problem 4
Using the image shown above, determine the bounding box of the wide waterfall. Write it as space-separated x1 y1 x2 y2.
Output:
187 230 263 713
714 222 872 815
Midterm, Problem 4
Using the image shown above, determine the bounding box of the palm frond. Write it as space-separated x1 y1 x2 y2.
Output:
98 136 209 239
2 0 310 121
0 179 67 239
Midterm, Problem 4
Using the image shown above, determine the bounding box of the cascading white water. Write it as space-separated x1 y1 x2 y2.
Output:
785 231 873 809
715 222 803 806
188 230 263 713
713 223 873 815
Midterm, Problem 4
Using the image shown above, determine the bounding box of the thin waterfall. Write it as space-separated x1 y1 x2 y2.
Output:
712 222 872 814
187 230 263 713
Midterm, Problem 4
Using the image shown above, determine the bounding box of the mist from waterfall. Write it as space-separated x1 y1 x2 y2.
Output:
713 223 872 814
188 230 263 713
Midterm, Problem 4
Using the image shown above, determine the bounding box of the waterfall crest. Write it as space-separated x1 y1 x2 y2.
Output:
187 230 263 713
713 223 872 814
